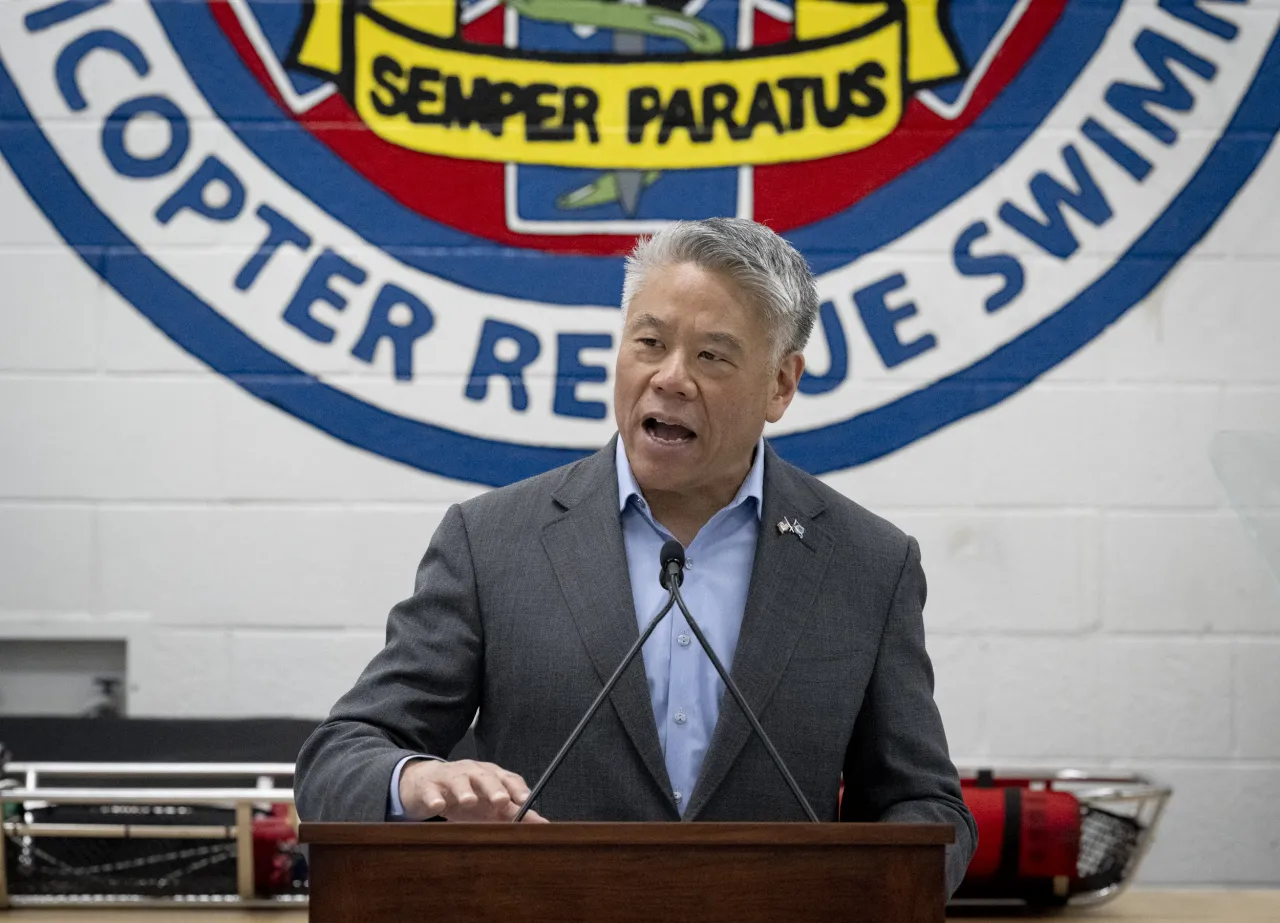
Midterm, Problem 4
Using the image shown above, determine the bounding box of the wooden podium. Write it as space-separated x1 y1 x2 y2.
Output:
301 822 953 923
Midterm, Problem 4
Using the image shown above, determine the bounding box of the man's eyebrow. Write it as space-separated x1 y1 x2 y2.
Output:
627 312 669 332
704 330 746 353
627 314 746 352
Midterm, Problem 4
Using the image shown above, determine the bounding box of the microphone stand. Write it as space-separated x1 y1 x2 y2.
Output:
668 577 820 822
514 594 676 821
515 552 820 822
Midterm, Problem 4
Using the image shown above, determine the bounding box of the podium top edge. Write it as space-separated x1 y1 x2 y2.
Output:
299 822 955 847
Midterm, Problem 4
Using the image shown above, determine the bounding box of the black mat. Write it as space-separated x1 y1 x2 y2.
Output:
0 717 477 765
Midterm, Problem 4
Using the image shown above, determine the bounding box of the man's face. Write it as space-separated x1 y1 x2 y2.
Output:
614 262 804 501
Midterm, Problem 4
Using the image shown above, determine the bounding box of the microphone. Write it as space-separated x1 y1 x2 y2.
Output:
663 543 820 823
514 574 678 821
659 539 684 589
515 539 819 823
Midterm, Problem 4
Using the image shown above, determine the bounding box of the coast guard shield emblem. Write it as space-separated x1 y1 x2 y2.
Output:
1 0 1277 484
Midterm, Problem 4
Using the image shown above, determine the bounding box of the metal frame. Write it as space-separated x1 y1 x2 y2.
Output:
1 763 301 910
953 767 1172 908
6 762 296 782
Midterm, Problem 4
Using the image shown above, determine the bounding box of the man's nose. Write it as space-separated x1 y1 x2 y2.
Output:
651 350 695 398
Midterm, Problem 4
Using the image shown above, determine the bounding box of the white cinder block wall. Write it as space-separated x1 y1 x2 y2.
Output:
3 106 1280 889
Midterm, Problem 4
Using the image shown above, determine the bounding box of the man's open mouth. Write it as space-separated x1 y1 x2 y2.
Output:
643 417 696 444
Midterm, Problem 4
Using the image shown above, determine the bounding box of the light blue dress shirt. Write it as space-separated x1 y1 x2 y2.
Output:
388 437 764 819
615 436 763 815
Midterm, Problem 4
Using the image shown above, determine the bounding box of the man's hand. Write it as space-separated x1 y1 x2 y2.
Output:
399 759 548 822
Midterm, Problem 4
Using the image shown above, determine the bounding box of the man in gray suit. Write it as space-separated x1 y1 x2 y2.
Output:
295 218 977 894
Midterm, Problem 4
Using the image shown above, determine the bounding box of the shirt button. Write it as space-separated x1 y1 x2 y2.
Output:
677 634 691 647
673 790 683 803
674 711 687 725
685 558 693 570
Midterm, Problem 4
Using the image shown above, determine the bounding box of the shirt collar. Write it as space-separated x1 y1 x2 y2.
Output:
615 435 765 520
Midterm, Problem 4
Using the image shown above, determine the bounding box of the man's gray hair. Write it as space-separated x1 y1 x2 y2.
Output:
621 218 820 363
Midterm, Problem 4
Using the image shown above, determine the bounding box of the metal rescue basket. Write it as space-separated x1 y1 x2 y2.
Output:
3 759 1169 910
952 768 1172 908
0 761 306 908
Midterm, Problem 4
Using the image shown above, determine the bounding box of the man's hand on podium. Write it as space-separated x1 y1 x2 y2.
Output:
399 759 549 823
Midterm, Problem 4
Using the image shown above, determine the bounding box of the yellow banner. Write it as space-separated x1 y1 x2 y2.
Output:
295 0 961 169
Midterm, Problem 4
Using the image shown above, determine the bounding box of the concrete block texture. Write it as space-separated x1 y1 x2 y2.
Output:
0 377 220 500
831 383 1271 512
227 629 385 718
97 276 209 374
1234 641 1280 760
0 249 99 372
1134 764 1280 885
211 381 487 504
1103 255 1280 384
98 504 448 628
1103 512 1280 633
127 628 232 717
961 385 1238 509
0 503 94 611
982 638 1233 760
897 511 1101 634
1198 124 1280 260
1220 386 1280 433
926 636 990 762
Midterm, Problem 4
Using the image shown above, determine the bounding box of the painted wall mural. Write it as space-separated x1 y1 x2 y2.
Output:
1 0 1276 485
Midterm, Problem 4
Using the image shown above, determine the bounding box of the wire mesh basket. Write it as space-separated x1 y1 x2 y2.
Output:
952 768 1172 908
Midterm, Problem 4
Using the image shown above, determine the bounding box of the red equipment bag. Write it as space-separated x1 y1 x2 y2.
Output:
954 771 1081 905
252 804 302 895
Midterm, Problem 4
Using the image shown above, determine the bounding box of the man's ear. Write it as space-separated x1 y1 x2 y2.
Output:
765 352 805 424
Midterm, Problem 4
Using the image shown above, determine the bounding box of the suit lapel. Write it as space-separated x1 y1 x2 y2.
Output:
540 438 674 806
685 445 833 820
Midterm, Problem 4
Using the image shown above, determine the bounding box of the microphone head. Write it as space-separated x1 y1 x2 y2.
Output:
659 540 686 589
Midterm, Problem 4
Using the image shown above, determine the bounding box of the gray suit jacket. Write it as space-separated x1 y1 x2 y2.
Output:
295 438 977 893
